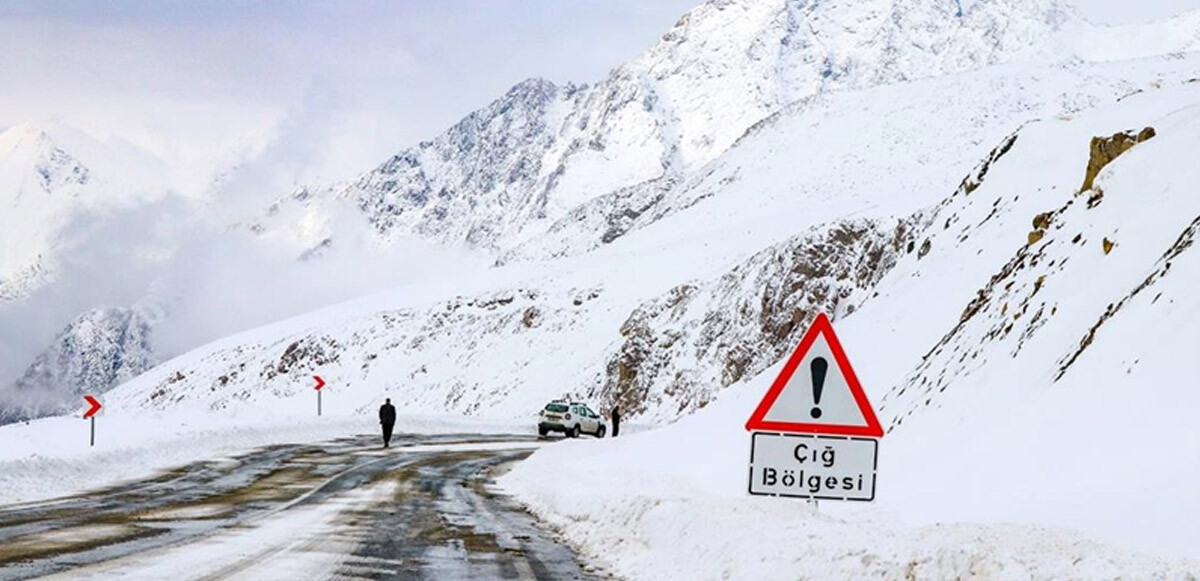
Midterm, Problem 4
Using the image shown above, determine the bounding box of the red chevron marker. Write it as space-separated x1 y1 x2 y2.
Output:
83 395 102 419
313 375 326 391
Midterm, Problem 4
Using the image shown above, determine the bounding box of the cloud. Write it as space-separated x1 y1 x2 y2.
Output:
0 0 704 417
0 0 701 184
0 85 484 399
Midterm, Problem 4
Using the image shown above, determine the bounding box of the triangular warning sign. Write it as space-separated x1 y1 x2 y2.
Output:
745 313 883 438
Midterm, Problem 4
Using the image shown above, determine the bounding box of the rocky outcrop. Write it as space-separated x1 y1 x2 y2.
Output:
591 215 926 419
1080 127 1155 192
346 79 588 248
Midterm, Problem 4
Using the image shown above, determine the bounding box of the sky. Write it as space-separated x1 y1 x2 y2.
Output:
0 0 700 186
2 0 1198 186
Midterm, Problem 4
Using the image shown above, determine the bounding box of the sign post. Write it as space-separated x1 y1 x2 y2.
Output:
313 375 326 416
83 395 102 447
745 313 883 502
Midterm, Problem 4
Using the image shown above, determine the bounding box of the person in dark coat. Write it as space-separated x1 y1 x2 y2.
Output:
611 405 620 438
379 398 397 448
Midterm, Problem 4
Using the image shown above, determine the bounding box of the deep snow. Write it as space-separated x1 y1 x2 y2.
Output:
498 80 1200 578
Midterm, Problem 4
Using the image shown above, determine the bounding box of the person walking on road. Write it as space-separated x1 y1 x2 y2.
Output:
611 405 621 438
379 398 397 448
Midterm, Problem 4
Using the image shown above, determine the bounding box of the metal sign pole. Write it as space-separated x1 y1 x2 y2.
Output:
90 416 95 447
318 390 322 417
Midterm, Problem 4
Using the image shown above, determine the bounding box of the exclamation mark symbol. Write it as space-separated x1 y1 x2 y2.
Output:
810 357 828 419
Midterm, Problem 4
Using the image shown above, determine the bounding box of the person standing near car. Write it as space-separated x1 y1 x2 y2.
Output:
611 405 620 437
379 398 397 448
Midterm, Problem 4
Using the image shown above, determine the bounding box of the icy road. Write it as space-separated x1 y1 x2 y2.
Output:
0 433 600 580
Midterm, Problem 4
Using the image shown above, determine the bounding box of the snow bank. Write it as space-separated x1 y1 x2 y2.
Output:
499 373 1200 580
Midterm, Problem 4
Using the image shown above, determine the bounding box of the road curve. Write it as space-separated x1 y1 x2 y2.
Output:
0 433 604 580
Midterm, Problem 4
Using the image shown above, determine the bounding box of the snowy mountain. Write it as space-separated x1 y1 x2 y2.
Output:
0 122 169 302
99 53 1200 423
305 0 1200 258
0 306 157 424
0 122 179 424
9 0 1200 429
0 124 95 301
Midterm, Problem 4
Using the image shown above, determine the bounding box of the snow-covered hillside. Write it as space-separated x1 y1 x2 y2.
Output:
98 53 1200 427
7 0 1200 428
500 80 1200 578
287 0 1200 255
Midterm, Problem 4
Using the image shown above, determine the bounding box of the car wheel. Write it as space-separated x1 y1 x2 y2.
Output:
569 425 581 438
538 427 548 437
596 425 606 438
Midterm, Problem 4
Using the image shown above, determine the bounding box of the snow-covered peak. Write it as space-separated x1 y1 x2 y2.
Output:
0 121 169 299
0 121 92 184
0 120 169 198
330 0 1200 255
613 0 1078 170
341 75 585 247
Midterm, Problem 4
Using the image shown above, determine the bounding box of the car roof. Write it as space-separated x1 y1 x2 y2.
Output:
546 400 593 408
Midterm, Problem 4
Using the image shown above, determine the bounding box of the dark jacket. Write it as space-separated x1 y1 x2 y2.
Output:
379 403 396 425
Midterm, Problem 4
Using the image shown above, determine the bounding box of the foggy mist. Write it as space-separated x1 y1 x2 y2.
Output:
0 89 485 418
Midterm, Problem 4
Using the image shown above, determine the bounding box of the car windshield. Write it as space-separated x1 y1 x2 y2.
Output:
544 403 568 413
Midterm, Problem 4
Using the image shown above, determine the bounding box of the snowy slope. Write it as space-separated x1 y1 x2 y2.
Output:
499 80 1200 577
9 0 1200 428
301 0 1200 255
503 56 1195 263
101 55 1200 430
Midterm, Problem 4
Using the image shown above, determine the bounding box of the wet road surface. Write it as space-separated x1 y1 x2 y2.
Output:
0 433 604 580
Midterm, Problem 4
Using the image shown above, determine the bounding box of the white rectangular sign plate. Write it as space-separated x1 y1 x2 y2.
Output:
748 432 878 501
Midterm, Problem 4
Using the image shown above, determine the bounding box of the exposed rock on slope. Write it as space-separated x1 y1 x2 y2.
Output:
588 215 926 419
875 89 1200 434
1080 127 1155 191
107 287 611 417
104 214 926 423
345 79 586 248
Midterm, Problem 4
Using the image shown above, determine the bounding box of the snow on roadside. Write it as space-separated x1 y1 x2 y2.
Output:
0 408 523 507
497 84 1200 579
498 372 1200 580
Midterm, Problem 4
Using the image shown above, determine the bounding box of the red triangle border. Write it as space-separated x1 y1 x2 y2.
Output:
745 312 884 438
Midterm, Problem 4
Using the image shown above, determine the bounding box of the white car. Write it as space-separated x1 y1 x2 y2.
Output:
538 401 607 438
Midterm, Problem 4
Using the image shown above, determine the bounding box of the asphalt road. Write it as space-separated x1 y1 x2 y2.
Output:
0 433 603 580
